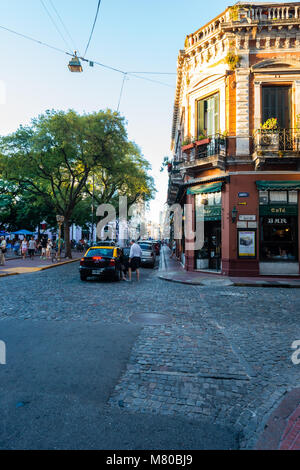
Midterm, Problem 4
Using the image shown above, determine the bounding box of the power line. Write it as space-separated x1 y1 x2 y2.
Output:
0 23 175 88
48 0 80 54
39 0 73 53
84 0 102 57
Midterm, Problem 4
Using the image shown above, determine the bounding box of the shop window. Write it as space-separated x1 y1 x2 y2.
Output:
259 191 268 205
260 216 298 261
289 191 298 204
269 191 287 203
259 190 298 205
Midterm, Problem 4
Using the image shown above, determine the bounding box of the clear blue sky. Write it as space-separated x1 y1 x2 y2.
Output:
0 0 286 221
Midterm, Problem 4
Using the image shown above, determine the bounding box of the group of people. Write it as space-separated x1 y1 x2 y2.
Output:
0 236 64 265
19 236 55 260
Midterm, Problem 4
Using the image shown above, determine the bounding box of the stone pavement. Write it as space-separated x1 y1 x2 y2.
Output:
0 253 81 276
159 246 300 288
0 260 299 449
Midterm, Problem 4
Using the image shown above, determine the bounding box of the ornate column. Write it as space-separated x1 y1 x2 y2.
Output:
236 69 250 155
295 81 300 124
254 81 262 130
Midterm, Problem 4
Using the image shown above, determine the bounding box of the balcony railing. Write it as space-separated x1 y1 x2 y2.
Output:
254 129 300 154
194 134 227 159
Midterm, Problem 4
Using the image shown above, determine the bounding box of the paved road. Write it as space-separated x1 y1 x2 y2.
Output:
0 257 299 449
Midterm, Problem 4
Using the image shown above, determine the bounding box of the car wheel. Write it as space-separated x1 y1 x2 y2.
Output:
80 273 88 281
114 269 121 282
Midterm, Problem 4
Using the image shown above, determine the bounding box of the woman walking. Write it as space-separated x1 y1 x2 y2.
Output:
46 239 53 259
21 239 28 260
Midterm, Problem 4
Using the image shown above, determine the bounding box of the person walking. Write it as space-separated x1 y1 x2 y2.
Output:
21 239 28 260
40 237 47 260
28 237 36 260
170 239 177 259
0 236 7 266
128 240 142 282
46 239 52 259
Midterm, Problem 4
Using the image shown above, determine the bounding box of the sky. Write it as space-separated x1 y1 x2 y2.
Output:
0 0 289 222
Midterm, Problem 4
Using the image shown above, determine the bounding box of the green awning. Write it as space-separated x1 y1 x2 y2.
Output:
187 182 223 195
256 180 300 191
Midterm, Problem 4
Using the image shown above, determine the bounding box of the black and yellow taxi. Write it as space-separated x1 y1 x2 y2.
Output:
79 245 122 281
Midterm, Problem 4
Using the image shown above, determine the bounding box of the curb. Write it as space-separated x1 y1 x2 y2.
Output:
0 258 80 278
158 274 300 288
38 258 80 271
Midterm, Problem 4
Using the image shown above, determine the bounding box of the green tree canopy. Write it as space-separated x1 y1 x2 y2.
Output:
0 109 155 256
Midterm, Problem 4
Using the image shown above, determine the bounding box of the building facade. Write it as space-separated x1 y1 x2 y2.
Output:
168 1 300 276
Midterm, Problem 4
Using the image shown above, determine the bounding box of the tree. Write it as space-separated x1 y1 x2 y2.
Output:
0 109 155 256
85 141 155 213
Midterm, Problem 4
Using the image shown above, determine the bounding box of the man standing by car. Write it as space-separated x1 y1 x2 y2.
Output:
128 240 142 282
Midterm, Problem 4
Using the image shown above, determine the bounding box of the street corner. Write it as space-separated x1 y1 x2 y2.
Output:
255 388 300 450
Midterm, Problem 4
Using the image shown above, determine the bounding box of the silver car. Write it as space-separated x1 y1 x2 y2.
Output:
138 241 156 268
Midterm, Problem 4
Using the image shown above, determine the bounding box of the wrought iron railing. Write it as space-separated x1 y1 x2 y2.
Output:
254 129 300 153
195 133 227 159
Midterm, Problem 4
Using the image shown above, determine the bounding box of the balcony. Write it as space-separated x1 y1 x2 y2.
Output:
180 134 227 173
253 128 300 169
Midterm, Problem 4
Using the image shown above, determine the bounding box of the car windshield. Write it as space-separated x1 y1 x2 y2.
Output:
139 243 153 251
86 248 114 257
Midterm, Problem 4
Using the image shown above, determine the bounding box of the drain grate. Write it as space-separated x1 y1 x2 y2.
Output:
130 313 172 325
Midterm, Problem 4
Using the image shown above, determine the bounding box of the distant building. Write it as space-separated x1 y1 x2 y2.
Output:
168 1 300 276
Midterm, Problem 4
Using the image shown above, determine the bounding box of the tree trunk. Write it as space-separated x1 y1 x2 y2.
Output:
64 219 72 259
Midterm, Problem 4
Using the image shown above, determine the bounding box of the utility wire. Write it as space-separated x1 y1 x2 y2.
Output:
0 23 175 88
84 0 102 57
39 0 73 53
48 0 80 54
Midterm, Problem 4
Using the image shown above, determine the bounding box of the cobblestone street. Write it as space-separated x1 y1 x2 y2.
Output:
0 256 300 449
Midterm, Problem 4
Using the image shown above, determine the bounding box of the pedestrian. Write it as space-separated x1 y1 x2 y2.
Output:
28 236 36 260
21 238 28 260
119 248 129 281
40 237 47 260
128 240 142 282
0 236 7 266
46 239 52 259
170 239 177 259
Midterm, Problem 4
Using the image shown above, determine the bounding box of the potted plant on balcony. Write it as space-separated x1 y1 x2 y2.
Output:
256 118 279 152
181 136 195 152
195 131 210 147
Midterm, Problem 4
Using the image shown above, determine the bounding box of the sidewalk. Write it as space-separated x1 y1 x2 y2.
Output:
255 388 300 450
0 253 81 277
159 246 300 288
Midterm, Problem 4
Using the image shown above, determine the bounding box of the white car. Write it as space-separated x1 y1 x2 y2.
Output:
138 241 156 268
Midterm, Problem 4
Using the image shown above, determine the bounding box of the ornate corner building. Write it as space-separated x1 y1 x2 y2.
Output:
168 1 300 277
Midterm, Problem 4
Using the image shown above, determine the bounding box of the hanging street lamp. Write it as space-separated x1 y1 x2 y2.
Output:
68 52 83 73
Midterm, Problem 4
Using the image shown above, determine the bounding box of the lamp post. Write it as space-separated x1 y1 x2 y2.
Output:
56 215 65 261
231 206 238 223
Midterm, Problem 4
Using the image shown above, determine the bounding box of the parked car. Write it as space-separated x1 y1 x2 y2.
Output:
137 241 156 268
79 246 122 281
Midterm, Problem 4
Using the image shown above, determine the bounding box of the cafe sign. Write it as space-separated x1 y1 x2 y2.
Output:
267 217 288 224
260 205 297 216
